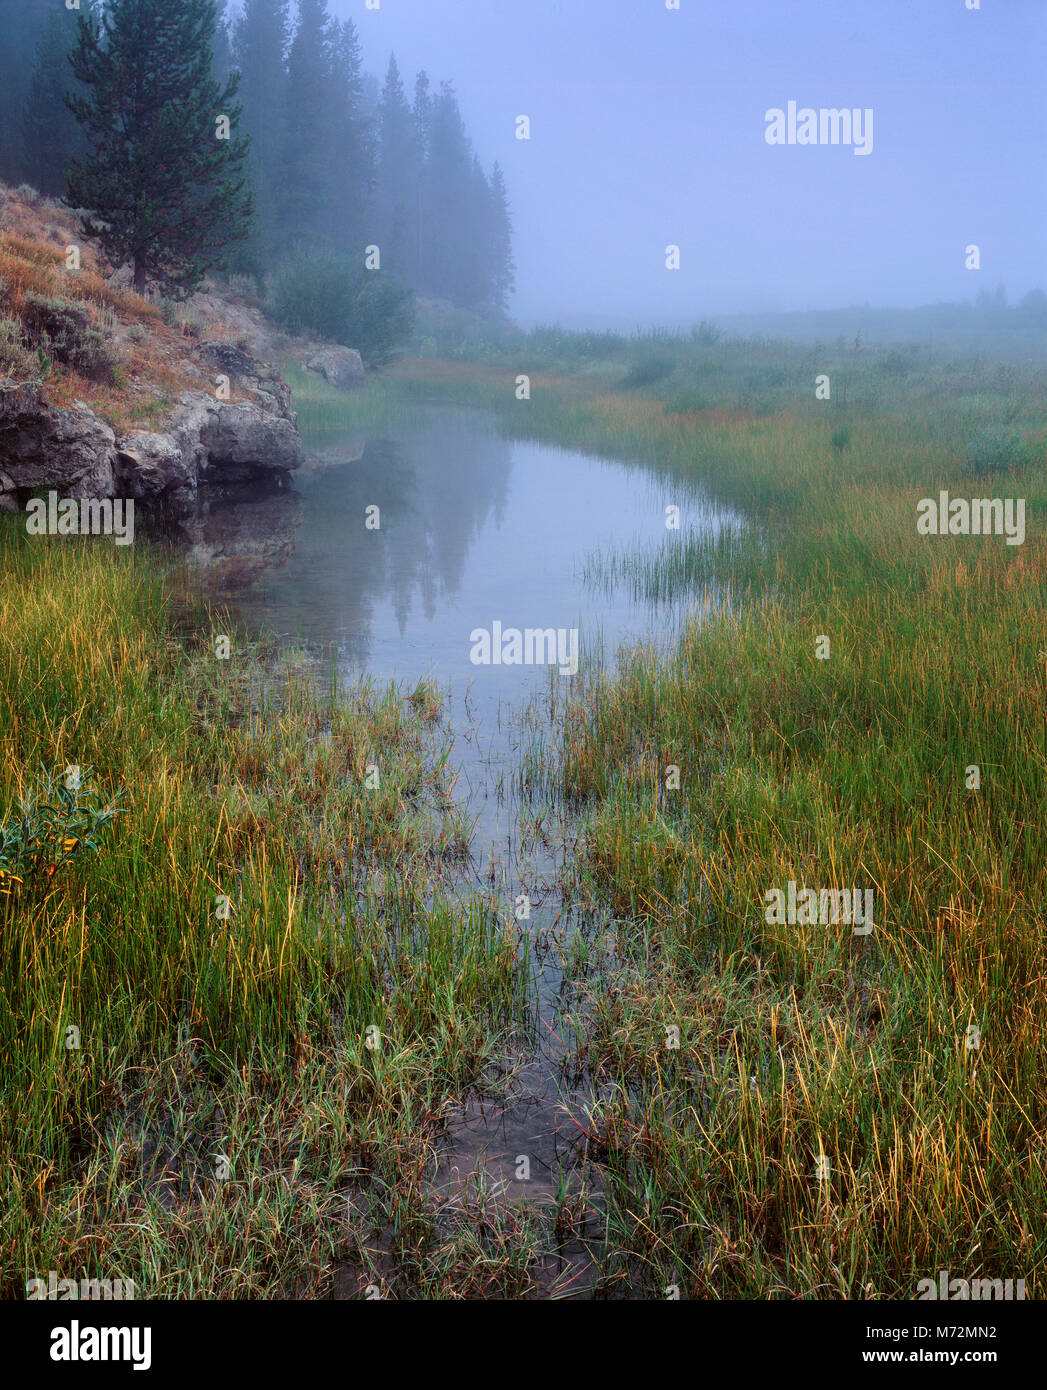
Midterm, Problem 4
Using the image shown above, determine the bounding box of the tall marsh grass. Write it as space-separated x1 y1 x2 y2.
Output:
0 522 529 1297
387 343 1047 1297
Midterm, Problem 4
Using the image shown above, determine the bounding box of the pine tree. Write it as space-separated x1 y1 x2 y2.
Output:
278 0 334 253
233 0 290 262
463 156 493 310
424 84 474 304
486 162 516 313
376 55 417 280
411 71 433 288
65 0 253 298
359 72 382 127
412 71 432 163
326 19 373 255
22 6 92 198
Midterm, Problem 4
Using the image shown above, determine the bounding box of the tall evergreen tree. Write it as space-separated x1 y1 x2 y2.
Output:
462 156 493 310
360 71 381 127
410 70 433 286
22 5 92 198
375 55 417 280
486 161 516 313
411 71 432 162
65 0 253 298
277 0 334 252
424 83 475 304
233 0 290 262
325 19 373 255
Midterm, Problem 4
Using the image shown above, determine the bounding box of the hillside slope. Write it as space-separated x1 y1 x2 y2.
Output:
0 183 302 515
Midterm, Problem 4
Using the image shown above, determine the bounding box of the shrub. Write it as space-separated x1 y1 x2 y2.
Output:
967 425 1027 476
0 316 36 379
691 319 722 346
619 353 676 389
21 291 115 380
746 364 788 390
267 255 415 368
663 389 713 414
0 766 121 902
878 346 920 378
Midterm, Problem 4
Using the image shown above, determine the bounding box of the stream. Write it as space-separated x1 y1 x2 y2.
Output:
197 405 740 1293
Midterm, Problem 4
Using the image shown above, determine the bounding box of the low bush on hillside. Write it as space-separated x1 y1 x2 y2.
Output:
267 255 415 368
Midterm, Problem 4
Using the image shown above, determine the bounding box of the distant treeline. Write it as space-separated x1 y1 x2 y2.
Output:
0 0 515 315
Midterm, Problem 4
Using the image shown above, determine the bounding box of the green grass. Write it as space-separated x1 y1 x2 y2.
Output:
377 342 1047 1298
0 523 532 1298
5 321 1047 1299
281 358 408 439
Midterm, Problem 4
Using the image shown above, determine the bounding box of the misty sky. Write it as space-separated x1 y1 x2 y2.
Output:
334 0 1045 327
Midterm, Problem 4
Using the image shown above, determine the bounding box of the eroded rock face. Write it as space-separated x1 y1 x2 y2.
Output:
0 342 302 516
200 341 297 420
0 382 116 500
304 346 365 391
117 392 301 506
115 429 194 503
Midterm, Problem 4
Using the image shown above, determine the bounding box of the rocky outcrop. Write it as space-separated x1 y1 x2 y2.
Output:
0 341 301 516
200 341 297 420
303 346 365 391
0 382 117 503
117 391 301 507
300 438 366 473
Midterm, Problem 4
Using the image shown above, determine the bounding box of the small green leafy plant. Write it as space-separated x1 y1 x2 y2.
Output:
0 765 122 899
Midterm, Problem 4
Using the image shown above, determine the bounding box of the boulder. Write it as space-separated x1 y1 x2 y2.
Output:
116 430 195 503
199 398 302 479
200 340 257 381
304 346 365 391
0 380 116 499
117 391 301 501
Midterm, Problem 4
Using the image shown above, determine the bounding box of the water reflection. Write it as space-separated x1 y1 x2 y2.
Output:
252 414 510 658
230 408 735 679
181 480 302 592
185 405 743 862
185 406 741 1294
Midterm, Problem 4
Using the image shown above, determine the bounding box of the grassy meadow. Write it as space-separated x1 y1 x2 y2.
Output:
0 525 534 1298
383 330 1047 1297
3 322 1045 1298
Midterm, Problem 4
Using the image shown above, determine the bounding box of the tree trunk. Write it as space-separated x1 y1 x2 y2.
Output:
133 260 147 296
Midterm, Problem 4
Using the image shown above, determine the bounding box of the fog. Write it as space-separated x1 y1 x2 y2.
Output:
333 0 1046 328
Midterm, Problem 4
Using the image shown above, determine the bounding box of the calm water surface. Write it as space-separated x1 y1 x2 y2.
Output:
228 408 735 838
203 406 740 1293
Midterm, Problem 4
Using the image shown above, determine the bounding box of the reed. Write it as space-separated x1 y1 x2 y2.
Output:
6 321 1045 1297
0 522 529 1298
385 341 1047 1297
